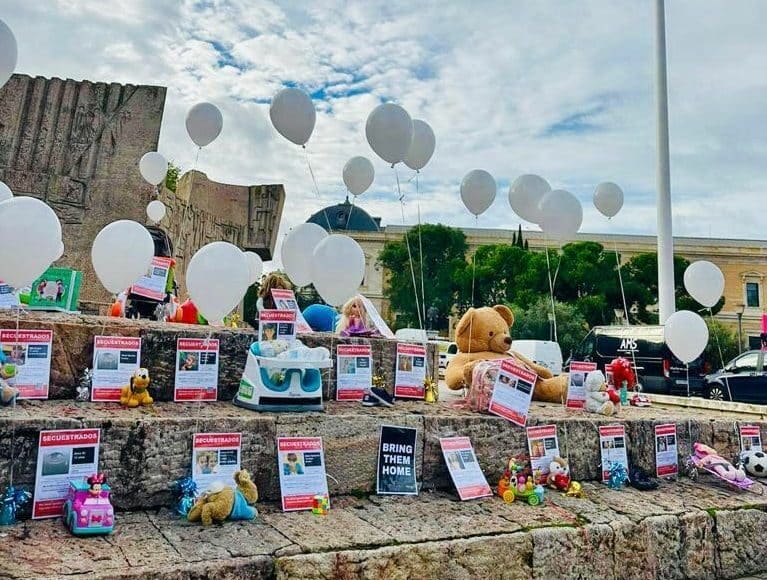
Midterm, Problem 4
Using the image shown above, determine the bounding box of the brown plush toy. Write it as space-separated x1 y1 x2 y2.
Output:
444 305 568 403
187 469 259 525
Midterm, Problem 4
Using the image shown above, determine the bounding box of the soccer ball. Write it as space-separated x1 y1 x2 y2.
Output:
742 450 767 478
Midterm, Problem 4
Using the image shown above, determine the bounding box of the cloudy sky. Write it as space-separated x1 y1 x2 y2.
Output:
5 0 767 257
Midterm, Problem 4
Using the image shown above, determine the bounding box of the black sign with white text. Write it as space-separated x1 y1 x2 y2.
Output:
376 425 418 495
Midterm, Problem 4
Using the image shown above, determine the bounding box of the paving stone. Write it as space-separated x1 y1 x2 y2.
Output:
716 508 767 579
530 523 615 579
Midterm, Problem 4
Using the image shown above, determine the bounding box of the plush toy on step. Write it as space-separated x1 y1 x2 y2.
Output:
119 368 153 407
444 305 568 403
742 449 767 478
547 456 572 491
187 469 259 525
584 370 620 416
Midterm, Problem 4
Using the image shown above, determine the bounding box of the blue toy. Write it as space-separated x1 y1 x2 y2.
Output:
302 304 339 332
63 476 115 535
0 485 31 526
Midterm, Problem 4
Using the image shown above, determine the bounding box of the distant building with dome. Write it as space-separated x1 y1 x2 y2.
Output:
306 197 381 232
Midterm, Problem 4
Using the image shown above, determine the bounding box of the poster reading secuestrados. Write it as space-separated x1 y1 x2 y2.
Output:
439 437 492 500
175 338 220 401
488 359 537 427
192 432 242 492
259 310 297 342
526 425 561 478
394 343 427 399
599 425 629 483
565 361 597 409
336 344 372 401
272 288 312 334
0 329 53 399
740 425 763 453
130 256 172 301
277 437 330 511
91 336 141 402
654 423 678 478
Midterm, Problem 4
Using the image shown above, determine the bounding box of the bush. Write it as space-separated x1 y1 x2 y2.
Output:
510 297 590 359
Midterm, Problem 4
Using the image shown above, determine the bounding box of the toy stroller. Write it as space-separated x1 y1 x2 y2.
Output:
688 442 763 494
124 225 178 321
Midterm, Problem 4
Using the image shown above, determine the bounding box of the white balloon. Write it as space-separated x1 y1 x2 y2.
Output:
0 19 17 89
664 310 709 364
0 181 12 202
139 152 168 186
365 103 413 165
244 251 263 286
509 174 551 224
269 88 316 146
460 169 496 216
185 102 223 147
311 234 365 306
538 190 583 241
53 240 65 261
186 242 250 323
0 197 61 287
593 182 624 218
684 261 724 308
146 200 166 223
342 156 375 196
91 220 155 294
404 119 436 171
281 223 328 287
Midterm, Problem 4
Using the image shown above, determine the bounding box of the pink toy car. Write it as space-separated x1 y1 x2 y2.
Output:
62 473 115 535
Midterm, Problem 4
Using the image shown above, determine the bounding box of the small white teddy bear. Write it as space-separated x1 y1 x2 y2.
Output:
584 370 619 416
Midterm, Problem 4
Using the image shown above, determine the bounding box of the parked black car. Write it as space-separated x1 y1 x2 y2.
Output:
568 325 708 396
704 350 767 403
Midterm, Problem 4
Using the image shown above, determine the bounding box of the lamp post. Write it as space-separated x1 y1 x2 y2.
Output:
735 303 744 353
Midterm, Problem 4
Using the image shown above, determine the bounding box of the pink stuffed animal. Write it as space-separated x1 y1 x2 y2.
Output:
693 442 746 482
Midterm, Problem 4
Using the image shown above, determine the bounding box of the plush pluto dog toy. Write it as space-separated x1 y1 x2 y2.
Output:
187 469 259 525
445 305 568 403
119 368 153 408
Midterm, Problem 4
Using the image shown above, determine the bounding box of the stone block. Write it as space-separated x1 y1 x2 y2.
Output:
715 508 767 579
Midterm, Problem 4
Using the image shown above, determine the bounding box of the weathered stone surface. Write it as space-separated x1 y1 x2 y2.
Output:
716 508 767 579
531 523 615 579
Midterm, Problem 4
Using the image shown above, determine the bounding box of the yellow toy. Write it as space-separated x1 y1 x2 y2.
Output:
187 470 259 525
119 368 153 408
566 481 585 498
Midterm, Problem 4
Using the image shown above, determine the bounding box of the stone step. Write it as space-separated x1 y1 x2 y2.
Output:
1 481 766 579
1 397 762 511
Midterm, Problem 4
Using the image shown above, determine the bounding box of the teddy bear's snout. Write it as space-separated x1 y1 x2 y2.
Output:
503 336 512 346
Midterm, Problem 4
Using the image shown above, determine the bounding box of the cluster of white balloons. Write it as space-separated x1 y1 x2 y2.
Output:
281 223 365 306
507 174 584 241
365 103 435 171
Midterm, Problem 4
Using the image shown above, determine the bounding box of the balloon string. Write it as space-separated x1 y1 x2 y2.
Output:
175 145 202 272
467 215 479 359
415 172 426 327
8 305 21 486
544 243 558 343
193 330 215 434
395 166 423 330
708 307 733 401
344 195 357 232
612 240 639 381
303 146 333 233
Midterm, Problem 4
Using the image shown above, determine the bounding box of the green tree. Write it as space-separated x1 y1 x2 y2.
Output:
705 318 739 369
165 161 181 192
510 297 589 357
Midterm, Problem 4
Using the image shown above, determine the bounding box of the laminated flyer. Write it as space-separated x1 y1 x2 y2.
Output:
394 343 427 399
0 283 18 309
654 423 678 478
336 344 372 401
565 361 597 409
259 309 297 342
0 329 53 399
439 437 492 500
599 425 629 482
175 338 220 402
377 425 418 495
131 256 173 301
526 425 561 479
192 432 242 492
33 428 100 519
277 437 330 511
488 359 537 427
91 336 142 402
272 288 312 334
359 294 395 338
739 425 763 453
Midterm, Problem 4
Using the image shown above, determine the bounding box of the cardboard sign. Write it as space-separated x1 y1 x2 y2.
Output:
259 309 297 342
0 329 53 399
440 437 492 500
131 256 173 301
358 295 394 338
394 343 427 399
376 425 418 495
599 425 629 483
526 425 561 479
654 423 678 478
336 344 372 401
740 425 763 453
33 429 101 519
28 267 82 312
192 433 242 492
488 359 537 427
91 336 142 402
175 338 220 402
271 289 312 334
277 437 330 511
565 361 597 409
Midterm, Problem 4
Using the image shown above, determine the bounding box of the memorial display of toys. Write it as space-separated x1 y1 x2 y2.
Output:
187 469 259 526
119 368 153 408
63 473 115 535
497 458 545 505
606 462 629 489
0 485 31 526
0 350 19 406
741 449 767 478
629 467 659 491
312 494 329 516
445 305 568 403
690 442 753 490
584 370 620 416
336 295 379 337
75 368 92 402
234 340 332 412
170 476 198 517
547 456 571 491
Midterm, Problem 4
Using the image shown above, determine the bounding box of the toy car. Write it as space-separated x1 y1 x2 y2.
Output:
62 474 114 535
497 459 545 506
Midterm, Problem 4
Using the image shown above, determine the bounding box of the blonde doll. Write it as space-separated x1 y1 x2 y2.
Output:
336 295 380 337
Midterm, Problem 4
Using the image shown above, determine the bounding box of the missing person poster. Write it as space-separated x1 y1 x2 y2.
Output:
192 433 241 492
599 425 629 483
175 338 220 402
336 344 372 401
0 329 53 399
259 309 297 342
277 437 330 511
654 423 678 478
488 359 537 427
526 425 561 479
272 288 312 334
33 428 101 519
439 437 492 500
740 425 763 453
0 283 19 309
130 256 173 301
91 336 141 402
394 343 427 399
565 361 597 409
377 425 418 495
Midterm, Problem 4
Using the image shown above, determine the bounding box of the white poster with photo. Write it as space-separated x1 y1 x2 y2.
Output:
599 425 629 483
259 309 297 342
192 433 242 492
0 283 19 309
130 256 172 301
358 295 394 339
439 437 492 500
91 336 141 402
33 429 100 519
394 343 427 398
654 423 678 478
0 329 53 399
272 288 312 334
336 344 372 401
277 437 330 512
739 425 763 453
175 338 220 402
526 424 561 478
565 361 597 409
488 359 537 427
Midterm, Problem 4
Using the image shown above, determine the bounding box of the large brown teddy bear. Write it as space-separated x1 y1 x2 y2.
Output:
445 305 568 403
187 469 259 525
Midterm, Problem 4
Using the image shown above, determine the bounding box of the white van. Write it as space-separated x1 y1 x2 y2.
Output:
432 340 458 376
395 328 429 342
511 340 563 376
